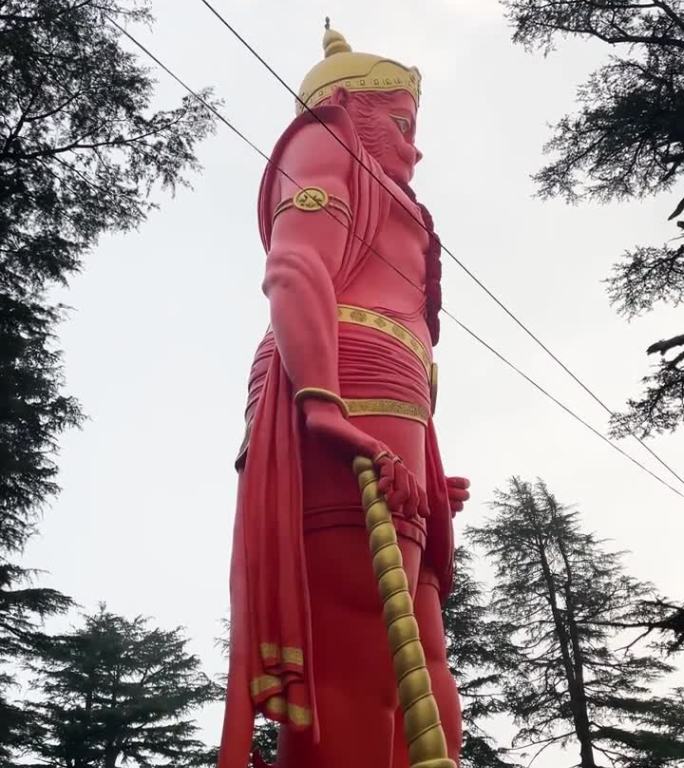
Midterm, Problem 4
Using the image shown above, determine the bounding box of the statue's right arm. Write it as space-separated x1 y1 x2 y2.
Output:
262 121 383 460
262 122 350 398
262 121 426 512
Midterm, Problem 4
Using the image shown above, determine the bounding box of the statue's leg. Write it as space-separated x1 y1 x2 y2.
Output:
276 526 422 768
387 572 462 768
413 574 462 762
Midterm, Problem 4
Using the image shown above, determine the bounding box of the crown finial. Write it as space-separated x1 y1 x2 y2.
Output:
298 22 421 115
323 22 352 58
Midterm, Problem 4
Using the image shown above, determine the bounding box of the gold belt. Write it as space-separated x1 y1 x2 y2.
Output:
337 304 437 414
345 397 429 426
337 304 432 380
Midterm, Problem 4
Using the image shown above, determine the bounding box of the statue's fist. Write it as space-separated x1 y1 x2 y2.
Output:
302 399 384 460
301 400 429 521
446 476 470 516
376 453 429 521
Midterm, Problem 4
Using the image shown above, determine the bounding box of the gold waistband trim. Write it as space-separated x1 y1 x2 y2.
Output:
337 304 432 379
345 398 429 426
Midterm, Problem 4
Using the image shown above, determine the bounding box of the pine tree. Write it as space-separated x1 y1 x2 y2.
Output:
0 297 75 765
0 0 217 501
443 548 520 768
607 254 684 438
27 606 220 768
502 0 684 437
0 563 71 767
468 478 684 767
251 717 279 767
0 0 217 523
0 5 216 758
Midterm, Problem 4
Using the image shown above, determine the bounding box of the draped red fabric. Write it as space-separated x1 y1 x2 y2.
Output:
242 348 313 720
424 418 454 601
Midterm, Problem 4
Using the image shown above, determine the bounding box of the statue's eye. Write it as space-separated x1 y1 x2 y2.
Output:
391 115 410 135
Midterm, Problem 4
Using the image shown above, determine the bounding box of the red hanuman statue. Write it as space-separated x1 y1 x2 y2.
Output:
218 23 470 768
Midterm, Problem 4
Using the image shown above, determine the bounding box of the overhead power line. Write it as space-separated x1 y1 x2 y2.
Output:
197 0 684 489
106 17 684 500
442 310 684 495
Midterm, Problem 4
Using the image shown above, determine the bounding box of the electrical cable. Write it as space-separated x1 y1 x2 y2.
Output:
197 0 684 488
106 17 684 500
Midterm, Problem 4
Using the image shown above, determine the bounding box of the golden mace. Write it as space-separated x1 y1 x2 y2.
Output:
353 456 456 768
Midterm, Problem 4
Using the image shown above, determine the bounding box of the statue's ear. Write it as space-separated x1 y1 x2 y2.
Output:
330 86 351 108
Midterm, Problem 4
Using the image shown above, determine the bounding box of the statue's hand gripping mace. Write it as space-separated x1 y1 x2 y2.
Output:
353 457 456 768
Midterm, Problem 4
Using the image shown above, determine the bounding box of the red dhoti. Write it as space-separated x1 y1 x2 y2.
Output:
219 309 461 768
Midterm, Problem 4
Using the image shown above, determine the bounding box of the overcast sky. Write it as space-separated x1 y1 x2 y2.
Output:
24 0 684 763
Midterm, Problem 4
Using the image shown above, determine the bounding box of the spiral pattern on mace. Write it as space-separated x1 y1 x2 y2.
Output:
353 456 456 768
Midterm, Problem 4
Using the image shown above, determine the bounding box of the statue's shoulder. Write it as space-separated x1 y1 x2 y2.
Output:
258 106 361 248
277 105 358 176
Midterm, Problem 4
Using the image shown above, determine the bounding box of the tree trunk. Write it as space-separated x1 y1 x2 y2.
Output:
556 531 597 768
104 671 120 768
647 332 684 356
533 527 598 768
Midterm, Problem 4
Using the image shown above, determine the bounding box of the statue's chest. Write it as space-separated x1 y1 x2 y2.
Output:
370 193 430 288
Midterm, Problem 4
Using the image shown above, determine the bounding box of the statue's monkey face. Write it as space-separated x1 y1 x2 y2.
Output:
329 88 422 184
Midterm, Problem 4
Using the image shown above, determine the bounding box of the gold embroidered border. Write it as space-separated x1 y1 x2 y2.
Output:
264 695 313 727
250 675 281 698
260 643 304 668
337 304 431 379
345 398 429 426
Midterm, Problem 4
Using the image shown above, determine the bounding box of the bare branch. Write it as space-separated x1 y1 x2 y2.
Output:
647 333 684 355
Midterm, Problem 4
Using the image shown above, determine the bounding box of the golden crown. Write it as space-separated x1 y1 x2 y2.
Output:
297 21 421 115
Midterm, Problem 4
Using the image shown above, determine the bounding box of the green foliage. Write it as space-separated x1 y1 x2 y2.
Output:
0 0 217 530
0 561 72 767
0 0 218 297
503 0 684 438
607 241 684 437
503 0 684 203
27 606 221 768
0 296 76 763
608 245 684 319
621 599 684 655
609 350 684 438
0 5 217 759
468 478 684 768
0 295 81 548
251 717 279 767
443 548 521 767
0 248 78 768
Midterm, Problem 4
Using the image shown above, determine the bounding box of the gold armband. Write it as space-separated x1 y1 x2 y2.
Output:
294 387 350 418
273 187 352 225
